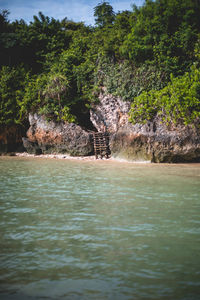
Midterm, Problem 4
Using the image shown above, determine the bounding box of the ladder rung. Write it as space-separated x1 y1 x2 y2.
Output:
93 131 110 159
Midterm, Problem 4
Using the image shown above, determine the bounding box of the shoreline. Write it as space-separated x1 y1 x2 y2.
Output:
15 152 99 161
10 152 152 164
1 152 200 166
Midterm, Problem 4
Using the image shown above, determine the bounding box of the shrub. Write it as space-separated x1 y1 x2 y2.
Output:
94 57 167 101
0 65 29 125
129 65 200 126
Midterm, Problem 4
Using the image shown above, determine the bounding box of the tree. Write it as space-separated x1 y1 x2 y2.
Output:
0 65 29 125
94 1 115 27
120 0 200 75
129 65 200 126
0 9 10 32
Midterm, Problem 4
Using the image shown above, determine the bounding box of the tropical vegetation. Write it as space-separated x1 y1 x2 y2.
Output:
0 0 200 128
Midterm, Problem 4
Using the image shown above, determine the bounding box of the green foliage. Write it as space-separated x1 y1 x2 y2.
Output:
0 0 200 127
0 65 29 125
194 36 200 63
23 71 76 123
95 57 167 100
121 0 200 76
0 9 10 31
129 65 200 126
94 1 115 27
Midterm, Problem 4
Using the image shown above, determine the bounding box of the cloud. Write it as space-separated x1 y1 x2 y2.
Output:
0 0 144 25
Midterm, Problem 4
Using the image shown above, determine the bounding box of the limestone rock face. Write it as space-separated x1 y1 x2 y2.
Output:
23 114 93 156
90 92 130 133
110 120 200 162
21 93 200 162
90 92 200 163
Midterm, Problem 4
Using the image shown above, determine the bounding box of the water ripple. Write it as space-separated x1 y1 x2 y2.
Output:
0 157 200 300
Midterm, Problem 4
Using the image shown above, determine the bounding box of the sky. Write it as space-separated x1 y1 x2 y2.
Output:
0 0 144 25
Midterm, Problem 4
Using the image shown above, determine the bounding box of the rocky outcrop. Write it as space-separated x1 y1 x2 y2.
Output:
0 125 26 154
22 114 93 156
90 92 130 133
19 92 200 162
110 120 200 163
90 92 200 163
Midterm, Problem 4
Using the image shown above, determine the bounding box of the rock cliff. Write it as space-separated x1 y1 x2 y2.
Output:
0 125 26 154
90 92 130 133
19 91 200 162
90 92 200 163
110 121 200 163
22 114 93 156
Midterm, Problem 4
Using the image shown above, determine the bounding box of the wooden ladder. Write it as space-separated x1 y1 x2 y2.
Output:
93 132 110 159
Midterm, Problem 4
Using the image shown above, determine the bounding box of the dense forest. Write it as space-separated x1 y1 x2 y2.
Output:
0 0 200 129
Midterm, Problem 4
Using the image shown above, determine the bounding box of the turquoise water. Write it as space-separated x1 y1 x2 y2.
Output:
0 157 200 300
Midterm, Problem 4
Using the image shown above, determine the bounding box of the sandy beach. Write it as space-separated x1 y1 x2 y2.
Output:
14 152 152 164
15 152 98 161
